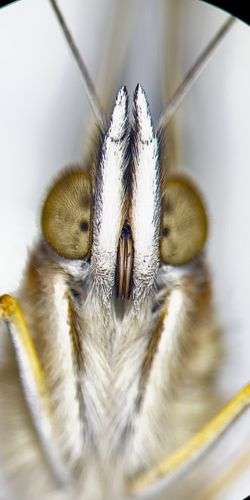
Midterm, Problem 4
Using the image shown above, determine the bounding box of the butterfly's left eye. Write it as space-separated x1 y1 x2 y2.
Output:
160 176 208 266
41 168 92 259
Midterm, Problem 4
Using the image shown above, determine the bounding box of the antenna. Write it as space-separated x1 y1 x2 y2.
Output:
158 16 236 130
49 0 106 129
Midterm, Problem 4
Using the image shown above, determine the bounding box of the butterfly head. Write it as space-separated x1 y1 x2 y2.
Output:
41 85 207 308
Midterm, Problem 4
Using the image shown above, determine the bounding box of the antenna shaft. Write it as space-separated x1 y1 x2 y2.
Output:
49 0 106 129
158 16 236 129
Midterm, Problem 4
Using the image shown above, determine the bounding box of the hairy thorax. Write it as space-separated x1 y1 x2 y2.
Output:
17 241 221 480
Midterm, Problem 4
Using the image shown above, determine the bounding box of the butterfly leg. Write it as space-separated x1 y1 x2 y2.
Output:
130 383 250 494
0 294 69 485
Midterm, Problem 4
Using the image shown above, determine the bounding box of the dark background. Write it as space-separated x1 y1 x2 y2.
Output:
202 1 250 25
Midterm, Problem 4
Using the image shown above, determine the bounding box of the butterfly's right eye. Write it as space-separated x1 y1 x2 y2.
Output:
41 169 92 260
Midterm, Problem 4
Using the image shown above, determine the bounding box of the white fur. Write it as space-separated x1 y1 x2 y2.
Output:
18 266 84 472
91 87 128 297
49 276 84 464
0 252 220 499
131 85 160 300
6 320 69 484
131 288 185 468
76 295 153 462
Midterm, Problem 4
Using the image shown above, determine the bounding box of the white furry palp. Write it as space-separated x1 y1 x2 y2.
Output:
131 84 161 303
90 86 129 301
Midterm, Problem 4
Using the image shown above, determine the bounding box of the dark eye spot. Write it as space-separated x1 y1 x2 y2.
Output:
80 221 89 232
162 227 170 237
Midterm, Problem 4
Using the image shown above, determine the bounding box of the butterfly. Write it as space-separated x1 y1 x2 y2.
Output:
0 2 249 499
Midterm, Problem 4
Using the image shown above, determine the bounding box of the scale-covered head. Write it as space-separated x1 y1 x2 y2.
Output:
41 85 208 302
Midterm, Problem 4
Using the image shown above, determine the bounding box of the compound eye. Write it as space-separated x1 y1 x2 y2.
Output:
160 175 208 266
41 169 92 260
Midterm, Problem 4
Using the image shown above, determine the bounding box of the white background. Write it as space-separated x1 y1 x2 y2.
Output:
0 1 249 498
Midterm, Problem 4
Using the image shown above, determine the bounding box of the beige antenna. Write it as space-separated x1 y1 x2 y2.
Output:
158 16 236 130
49 0 106 129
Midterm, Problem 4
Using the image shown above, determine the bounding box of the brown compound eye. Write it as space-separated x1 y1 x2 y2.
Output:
160 175 208 266
41 169 92 260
